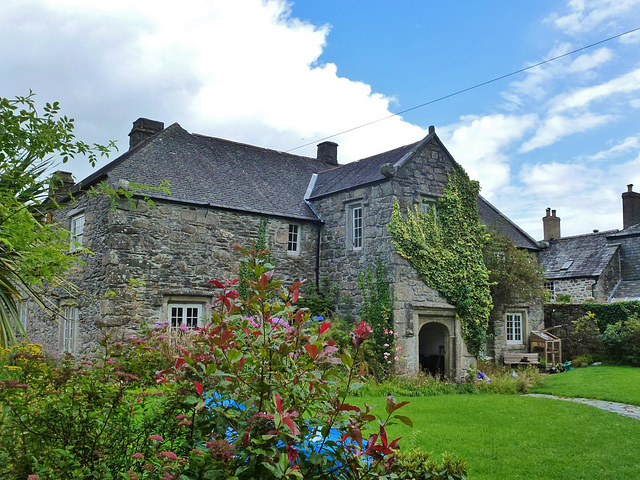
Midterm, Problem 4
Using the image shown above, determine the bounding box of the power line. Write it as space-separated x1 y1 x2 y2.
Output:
285 26 640 153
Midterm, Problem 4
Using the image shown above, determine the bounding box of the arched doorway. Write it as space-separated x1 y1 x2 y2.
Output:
419 322 449 379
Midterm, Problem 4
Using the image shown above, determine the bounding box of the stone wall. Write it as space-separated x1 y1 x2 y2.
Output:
29 194 319 356
544 303 587 359
311 139 474 378
553 277 596 303
27 194 112 357
490 302 545 363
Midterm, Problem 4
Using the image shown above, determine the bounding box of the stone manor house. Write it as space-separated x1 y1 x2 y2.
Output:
28 118 545 379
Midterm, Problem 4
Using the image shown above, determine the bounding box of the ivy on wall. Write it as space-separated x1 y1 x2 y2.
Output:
387 167 492 356
238 218 271 299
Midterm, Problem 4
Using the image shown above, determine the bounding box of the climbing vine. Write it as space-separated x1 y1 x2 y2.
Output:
238 218 272 299
358 260 394 379
388 167 492 356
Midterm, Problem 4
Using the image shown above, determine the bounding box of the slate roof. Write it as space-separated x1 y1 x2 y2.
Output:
539 231 620 280
477 196 541 251
75 122 539 249
309 139 425 199
610 280 640 301
78 123 335 221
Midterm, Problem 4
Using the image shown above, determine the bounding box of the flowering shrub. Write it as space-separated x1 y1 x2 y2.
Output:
0 247 411 479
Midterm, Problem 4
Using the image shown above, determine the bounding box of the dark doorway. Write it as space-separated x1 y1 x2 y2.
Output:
419 322 448 379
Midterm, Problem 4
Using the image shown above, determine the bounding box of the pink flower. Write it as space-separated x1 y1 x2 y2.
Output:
177 420 192 426
148 434 163 442
27 476 40 480
179 323 189 332
160 451 178 461
384 343 389 347
175 414 189 420
394 356 399 361
106 359 116 364
132 452 144 459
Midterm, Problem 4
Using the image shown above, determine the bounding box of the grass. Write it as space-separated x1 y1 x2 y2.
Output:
530 365 640 406
360 393 640 479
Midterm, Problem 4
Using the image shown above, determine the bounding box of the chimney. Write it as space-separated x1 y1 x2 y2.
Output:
128 118 164 150
622 184 640 229
542 207 561 240
49 171 75 199
317 141 338 165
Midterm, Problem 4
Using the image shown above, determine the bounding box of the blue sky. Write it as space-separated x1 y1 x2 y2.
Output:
1 0 639 239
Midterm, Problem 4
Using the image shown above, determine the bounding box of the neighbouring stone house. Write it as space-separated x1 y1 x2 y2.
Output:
27 118 544 379
539 185 640 303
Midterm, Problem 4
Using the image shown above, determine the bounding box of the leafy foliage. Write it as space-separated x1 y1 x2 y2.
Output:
583 301 640 332
0 93 114 347
0 248 415 479
393 450 467 480
482 228 546 317
359 260 395 379
238 217 271 299
388 167 492 356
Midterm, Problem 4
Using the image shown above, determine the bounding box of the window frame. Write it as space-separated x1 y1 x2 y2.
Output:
168 303 204 330
287 224 301 255
349 203 363 251
506 312 524 345
70 213 85 252
61 305 78 353
544 281 556 300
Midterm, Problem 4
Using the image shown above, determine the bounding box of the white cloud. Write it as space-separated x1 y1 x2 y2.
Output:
549 67 640 113
567 48 613 73
587 135 639 160
619 28 640 44
547 0 640 36
0 0 426 180
520 113 614 152
438 114 537 197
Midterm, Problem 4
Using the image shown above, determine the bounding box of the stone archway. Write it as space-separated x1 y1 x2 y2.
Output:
418 322 450 379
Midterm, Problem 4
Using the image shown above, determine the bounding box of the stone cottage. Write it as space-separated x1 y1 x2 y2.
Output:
539 185 640 303
27 118 544 379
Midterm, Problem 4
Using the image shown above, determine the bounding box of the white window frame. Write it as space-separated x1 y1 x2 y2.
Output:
61 306 78 353
169 303 203 330
70 213 85 252
420 199 437 216
349 204 363 251
544 281 556 301
506 312 524 345
287 224 300 255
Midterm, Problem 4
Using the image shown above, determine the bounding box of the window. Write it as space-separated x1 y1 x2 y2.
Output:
169 303 203 330
420 199 437 215
506 312 523 344
349 204 363 250
287 224 300 254
19 302 28 330
61 306 78 353
560 260 573 270
544 281 556 300
70 213 85 252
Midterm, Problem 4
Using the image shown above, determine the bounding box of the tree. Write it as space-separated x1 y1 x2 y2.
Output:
0 92 114 347
482 227 546 318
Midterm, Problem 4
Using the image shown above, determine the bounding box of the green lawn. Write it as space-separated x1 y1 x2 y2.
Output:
360 393 640 479
530 365 640 405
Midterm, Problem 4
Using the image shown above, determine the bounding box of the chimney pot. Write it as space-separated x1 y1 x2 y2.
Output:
129 118 164 150
622 183 640 229
542 208 561 241
317 141 338 165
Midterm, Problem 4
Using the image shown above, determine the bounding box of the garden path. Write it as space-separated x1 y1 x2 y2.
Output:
525 394 640 420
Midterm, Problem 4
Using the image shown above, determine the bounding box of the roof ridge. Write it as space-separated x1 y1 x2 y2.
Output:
548 229 619 241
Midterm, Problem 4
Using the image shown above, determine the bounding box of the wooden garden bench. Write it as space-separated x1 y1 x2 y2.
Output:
503 353 540 366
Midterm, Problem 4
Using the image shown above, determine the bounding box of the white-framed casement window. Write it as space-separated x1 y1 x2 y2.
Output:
70 213 85 252
287 224 300 255
349 203 363 251
169 303 203 330
506 312 524 345
544 281 556 300
61 306 79 353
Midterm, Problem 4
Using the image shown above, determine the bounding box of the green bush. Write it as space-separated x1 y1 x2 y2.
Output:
392 450 467 479
601 314 640 365
0 248 418 479
583 301 640 331
571 312 605 357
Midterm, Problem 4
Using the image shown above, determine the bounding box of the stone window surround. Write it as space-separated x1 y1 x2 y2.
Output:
162 295 213 330
287 223 301 255
505 310 526 345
